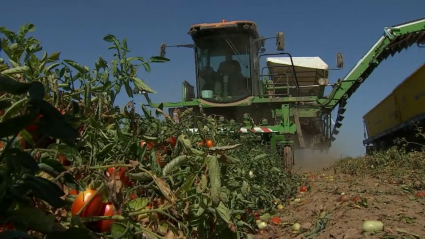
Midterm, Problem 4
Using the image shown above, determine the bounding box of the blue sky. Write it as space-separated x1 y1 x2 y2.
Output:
1 0 424 159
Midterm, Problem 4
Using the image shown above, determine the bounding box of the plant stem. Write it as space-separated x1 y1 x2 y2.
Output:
88 164 133 170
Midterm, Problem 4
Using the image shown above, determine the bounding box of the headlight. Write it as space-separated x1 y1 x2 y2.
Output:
318 78 329 86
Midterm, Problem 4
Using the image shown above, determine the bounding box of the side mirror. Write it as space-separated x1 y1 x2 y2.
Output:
336 53 344 69
160 43 166 57
276 32 285 51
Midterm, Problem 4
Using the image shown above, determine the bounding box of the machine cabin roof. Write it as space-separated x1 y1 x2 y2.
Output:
188 20 260 42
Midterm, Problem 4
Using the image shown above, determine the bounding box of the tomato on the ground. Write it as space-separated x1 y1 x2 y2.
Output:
71 188 103 217
95 202 116 232
352 196 361 202
271 217 280 225
415 192 425 197
300 186 307 192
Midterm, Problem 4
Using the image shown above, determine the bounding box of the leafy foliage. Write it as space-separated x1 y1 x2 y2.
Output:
0 23 300 239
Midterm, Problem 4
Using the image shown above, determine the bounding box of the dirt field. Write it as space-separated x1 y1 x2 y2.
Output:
254 169 425 239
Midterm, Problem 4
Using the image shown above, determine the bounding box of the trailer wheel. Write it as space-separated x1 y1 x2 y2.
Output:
283 146 294 171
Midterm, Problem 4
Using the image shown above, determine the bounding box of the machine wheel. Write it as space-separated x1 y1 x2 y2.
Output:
283 146 294 171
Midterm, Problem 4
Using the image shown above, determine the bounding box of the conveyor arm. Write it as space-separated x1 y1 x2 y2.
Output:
322 18 425 140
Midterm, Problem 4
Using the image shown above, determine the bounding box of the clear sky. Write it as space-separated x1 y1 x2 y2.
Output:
1 0 424 159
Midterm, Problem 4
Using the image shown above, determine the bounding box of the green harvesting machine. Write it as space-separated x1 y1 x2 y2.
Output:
144 18 425 170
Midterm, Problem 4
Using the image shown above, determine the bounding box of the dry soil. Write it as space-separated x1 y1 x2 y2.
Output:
254 170 425 239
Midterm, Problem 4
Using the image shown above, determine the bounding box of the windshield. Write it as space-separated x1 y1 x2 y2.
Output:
195 32 252 103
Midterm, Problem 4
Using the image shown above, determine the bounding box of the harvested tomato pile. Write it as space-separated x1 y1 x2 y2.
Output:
0 24 301 238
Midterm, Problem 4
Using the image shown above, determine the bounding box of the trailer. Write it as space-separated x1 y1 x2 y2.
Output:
143 18 425 170
363 64 425 153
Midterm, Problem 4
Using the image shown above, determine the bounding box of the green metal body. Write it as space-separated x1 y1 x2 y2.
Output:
146 18 425 162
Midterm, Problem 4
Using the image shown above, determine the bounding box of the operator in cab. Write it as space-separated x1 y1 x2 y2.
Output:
216 52 246 97
217 52 241 76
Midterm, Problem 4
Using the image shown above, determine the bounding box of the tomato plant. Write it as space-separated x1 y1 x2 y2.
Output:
0 23 302 239
71 188 103 217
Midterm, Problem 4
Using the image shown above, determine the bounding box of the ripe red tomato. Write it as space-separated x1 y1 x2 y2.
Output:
107 167 131 186
0 109 4 117
156 151 166 167
130 194 137 200
71 188 103 217
300 186 307 192
57 107 65 115
205 140 214 148
58 154 71 166
127 180 135 187
0 222 15 232
69 189 79 195
95 202 116 232
74 173 82 180
168 136 177 148
0 142 3 149
25 114 43 132
141 141 155 149
415 192 425 198
17 134 25 149
271 217 280 225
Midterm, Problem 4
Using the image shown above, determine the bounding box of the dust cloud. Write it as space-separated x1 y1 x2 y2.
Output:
292 148 347 173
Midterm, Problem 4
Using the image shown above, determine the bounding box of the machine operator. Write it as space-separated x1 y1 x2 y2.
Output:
217 52 241 76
